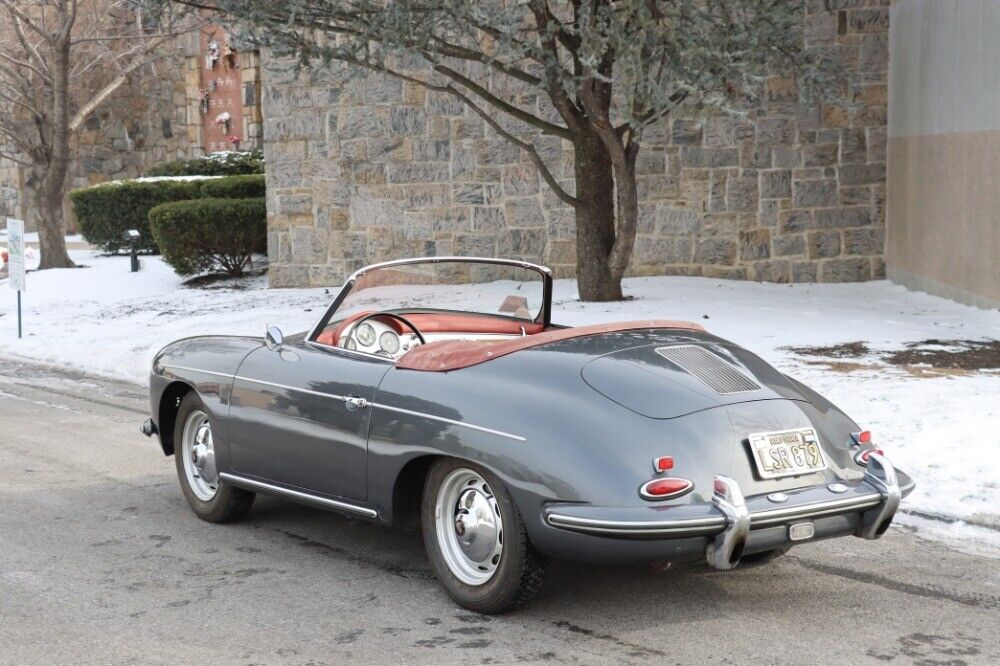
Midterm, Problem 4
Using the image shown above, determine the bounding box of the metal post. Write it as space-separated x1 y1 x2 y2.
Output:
17 289 21 339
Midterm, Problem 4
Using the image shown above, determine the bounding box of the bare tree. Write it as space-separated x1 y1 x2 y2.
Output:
165 0 837 300
0 0 198 269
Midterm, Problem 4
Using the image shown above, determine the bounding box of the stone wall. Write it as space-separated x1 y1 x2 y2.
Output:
263 1 889 288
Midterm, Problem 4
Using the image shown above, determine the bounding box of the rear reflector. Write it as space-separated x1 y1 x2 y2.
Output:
639 477 694 501
652 456 674 473
853 430 872 445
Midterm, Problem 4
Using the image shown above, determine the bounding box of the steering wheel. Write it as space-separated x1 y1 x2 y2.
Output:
351 312 427 349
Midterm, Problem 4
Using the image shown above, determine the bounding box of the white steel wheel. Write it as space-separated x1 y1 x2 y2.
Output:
180 409 219 501
435 468 504 586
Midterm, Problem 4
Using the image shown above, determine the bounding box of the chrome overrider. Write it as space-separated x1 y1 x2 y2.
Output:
544 453 911 570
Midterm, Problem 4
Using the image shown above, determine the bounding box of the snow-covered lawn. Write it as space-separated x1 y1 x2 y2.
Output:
1 250 998 548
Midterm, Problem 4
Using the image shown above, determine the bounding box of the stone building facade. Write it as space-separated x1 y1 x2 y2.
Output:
0 28 262 231
262 2 890 288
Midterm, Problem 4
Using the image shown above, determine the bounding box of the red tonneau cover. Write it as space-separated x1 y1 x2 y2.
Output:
396 319 705 372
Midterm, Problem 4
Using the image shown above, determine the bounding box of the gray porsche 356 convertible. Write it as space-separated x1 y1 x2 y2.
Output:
143 256 913 613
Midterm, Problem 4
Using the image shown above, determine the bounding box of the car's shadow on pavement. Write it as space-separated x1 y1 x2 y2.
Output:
240 492 824 623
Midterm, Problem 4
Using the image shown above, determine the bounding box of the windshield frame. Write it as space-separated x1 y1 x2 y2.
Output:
306 256 554 344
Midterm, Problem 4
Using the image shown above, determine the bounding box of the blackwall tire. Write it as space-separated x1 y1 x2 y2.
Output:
422 458 546 614
174 392 254 523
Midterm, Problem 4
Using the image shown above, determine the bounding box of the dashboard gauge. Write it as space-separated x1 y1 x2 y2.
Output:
379 330 401 355
355 323 376 347
345 337 357 351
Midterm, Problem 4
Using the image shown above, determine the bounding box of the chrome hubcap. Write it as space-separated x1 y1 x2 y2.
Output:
181 410 218 501
435 469 503 585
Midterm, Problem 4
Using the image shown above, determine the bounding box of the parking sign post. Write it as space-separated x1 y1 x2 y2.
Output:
6 218 26 339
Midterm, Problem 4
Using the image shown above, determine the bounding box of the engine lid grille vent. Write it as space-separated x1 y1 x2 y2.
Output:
654 345 761 394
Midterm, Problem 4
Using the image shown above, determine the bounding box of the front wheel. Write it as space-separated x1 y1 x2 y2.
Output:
422 459 546 613
174 392 255 523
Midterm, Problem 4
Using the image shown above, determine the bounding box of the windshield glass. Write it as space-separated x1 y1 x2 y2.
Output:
320 260 547 331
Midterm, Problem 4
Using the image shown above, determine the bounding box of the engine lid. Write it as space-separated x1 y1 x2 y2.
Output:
580 342 805 419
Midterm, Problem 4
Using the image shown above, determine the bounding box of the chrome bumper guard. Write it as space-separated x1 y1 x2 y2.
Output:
856 452 901 540
705 476 750 570
545 455 908 569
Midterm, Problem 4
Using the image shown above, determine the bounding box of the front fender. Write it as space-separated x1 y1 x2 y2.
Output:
148 335 262 460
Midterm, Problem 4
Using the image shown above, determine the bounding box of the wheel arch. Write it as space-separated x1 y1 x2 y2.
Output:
389 453 535 529
391 454 441 528
157 380 194 456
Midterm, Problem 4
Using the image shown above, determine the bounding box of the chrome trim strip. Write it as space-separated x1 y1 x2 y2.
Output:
163 365 234 379
219 473 378 518
346 256 552 283
545 512 724 536
233 375 347 403
371 402 527 442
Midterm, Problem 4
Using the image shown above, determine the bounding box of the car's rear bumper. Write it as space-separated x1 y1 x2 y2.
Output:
539 453 913 567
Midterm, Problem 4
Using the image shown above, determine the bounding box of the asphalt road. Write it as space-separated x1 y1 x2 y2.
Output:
1 359 998 665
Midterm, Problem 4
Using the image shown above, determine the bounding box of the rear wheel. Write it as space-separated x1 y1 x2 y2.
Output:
174 392 255 523
422 459 546 613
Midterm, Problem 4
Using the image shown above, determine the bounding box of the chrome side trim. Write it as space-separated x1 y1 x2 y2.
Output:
233 375 347 403
371 403 527 442
162 365 234 379
219 473 378 518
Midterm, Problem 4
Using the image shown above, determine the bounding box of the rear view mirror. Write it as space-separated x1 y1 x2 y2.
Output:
265 326 284 351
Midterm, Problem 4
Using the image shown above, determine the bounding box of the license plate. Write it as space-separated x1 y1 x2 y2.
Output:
748 428 827 479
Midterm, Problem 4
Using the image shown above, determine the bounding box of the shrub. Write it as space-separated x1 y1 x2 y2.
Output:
197 174 266 199
70 180 200 253
148 197 267 276
144 150 264 177
70 174 267 253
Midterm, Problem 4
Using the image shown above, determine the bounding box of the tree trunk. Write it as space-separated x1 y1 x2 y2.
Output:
33 181 75 269
573 128 623 301
35 14 76 270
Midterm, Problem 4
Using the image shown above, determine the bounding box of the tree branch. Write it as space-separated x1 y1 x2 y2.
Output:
0 49 52 84
338 53 584 209
429 62 571 139
0 150 31 167
12 14 50 77
448 85 584 209
0 0 53 42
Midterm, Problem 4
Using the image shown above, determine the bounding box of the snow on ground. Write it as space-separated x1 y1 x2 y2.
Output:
0 250 998 548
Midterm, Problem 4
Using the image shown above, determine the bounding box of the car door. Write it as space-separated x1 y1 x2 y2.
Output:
226 340 392 502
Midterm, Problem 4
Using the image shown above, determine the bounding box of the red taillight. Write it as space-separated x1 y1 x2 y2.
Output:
854 447 884 465
858 430 872 444
652 456 674 473
639 477 693 500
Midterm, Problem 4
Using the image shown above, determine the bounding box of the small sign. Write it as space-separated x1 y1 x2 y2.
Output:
6 218 25 292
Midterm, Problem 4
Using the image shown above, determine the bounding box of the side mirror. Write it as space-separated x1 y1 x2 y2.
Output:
265 325 284 351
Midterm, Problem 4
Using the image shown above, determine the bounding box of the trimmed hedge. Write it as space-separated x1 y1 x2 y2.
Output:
148 197 267 276
144 150 264 177
70 180 200 253
70 174 266 253
197 174 266 199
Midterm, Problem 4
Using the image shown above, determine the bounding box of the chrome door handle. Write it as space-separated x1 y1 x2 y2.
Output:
344 396 369 411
